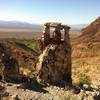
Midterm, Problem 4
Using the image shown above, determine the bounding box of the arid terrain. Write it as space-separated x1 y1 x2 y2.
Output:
0 17 100 100
0 29 42 39
72 17 100 86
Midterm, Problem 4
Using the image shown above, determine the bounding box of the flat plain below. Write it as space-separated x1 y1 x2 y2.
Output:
0 28 42 39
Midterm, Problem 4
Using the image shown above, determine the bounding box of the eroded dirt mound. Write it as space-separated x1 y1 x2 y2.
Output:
0 41 39 82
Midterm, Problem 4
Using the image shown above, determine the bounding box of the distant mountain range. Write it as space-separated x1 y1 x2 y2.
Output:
0 21 87 31
69 24 88 32
0 21 43 30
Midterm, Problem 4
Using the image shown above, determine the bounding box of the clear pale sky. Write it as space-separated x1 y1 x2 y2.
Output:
0 0 100 24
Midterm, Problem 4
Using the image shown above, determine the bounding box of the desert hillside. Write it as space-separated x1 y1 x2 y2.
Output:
72 17 100 88
79 16 100 43
72 16 100 58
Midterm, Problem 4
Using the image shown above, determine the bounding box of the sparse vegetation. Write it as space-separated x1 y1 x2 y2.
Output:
78 73 91 86
73 62 92 85
62 91 79 100
6 38 41 53
26 40 41 53
73 67 91 87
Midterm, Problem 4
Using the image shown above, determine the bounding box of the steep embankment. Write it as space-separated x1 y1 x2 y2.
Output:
72 17 100 58
0 39 39 81
71 17 100 87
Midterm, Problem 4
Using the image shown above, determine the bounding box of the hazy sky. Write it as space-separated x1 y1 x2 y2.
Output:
0 0 100 24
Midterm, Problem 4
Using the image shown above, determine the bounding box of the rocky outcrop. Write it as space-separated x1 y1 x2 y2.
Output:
0 41 38 82
36 43 72 85
36 23 72 85
0 43 20 81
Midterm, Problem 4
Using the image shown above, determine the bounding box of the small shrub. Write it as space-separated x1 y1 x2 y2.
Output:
79 73 91 86
97 66 100 70
62 91 79 100
6 38 19 43
73 67 91 86
27 40 41 53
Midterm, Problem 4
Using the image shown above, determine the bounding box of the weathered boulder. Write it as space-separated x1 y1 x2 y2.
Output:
36 42 72 85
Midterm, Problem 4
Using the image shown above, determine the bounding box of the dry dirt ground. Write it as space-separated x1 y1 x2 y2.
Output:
72 57 100 86
0 28 80 40
0 81 100 100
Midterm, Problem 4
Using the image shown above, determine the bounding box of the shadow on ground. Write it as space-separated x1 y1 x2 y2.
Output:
17 81 48 93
